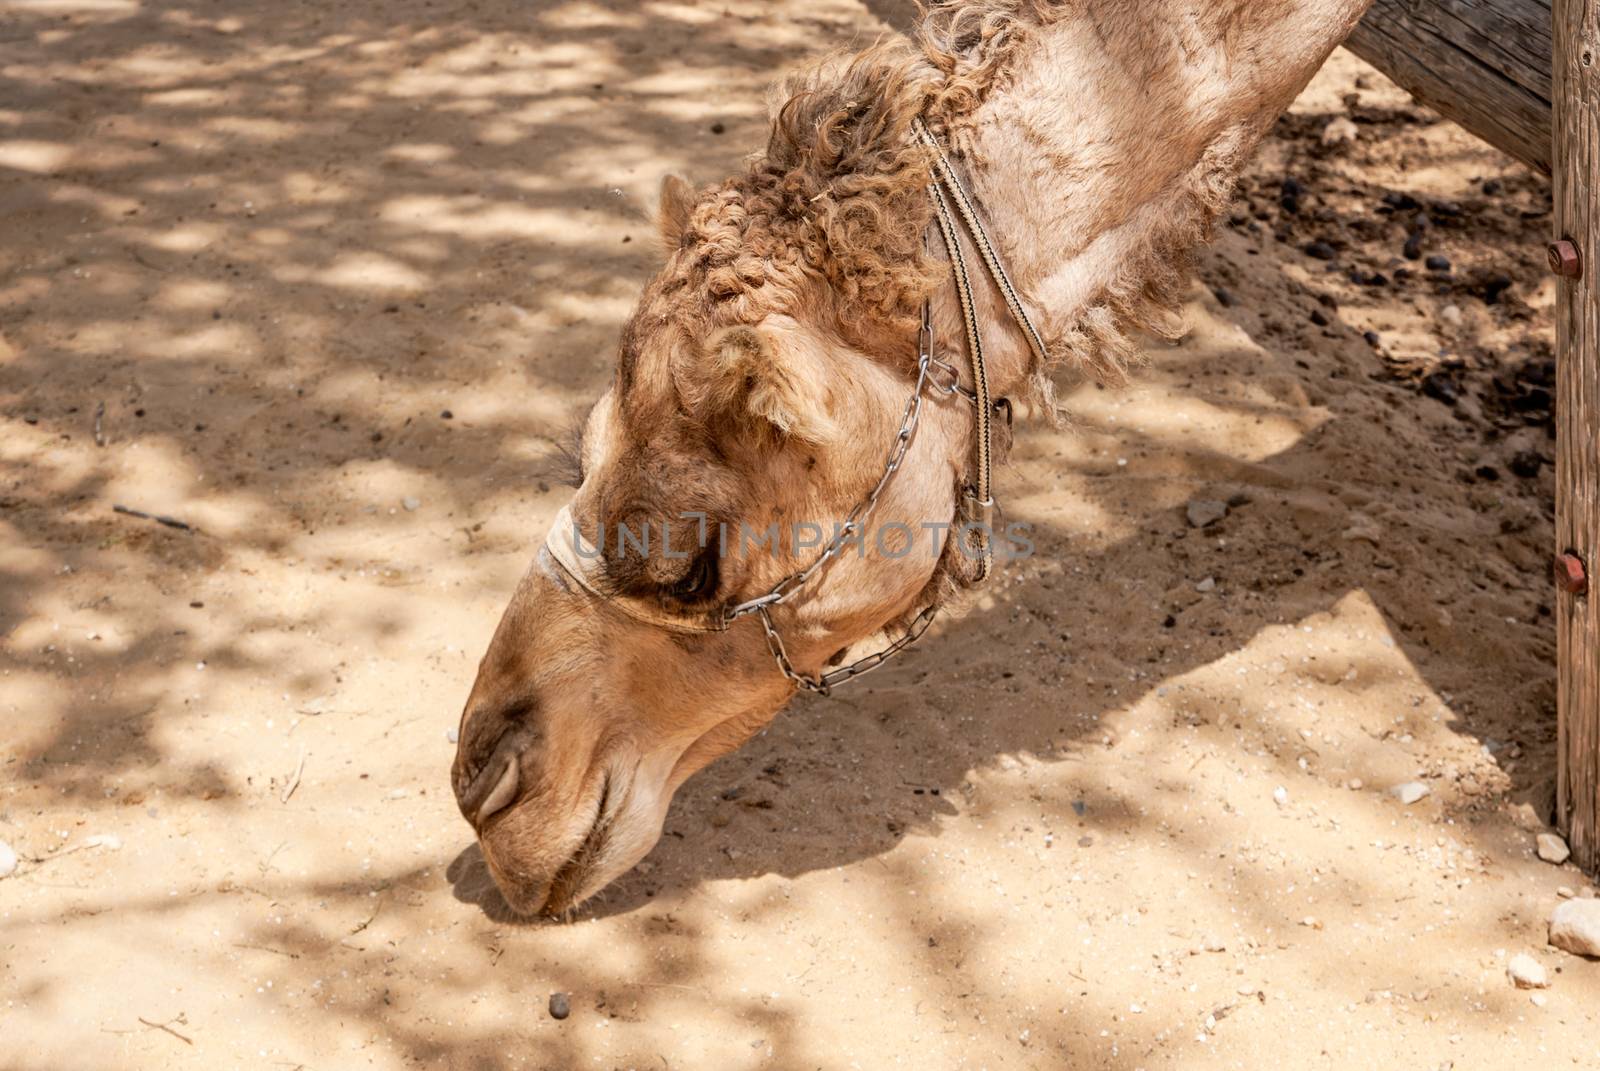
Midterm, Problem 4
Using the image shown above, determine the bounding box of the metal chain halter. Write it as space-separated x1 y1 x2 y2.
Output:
715 120 1052 694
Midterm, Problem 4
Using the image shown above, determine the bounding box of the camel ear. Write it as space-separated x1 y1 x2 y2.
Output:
706 326 835 444
658 174 694 248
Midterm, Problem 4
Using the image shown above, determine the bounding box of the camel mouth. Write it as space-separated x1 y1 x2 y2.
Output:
536 769 616 917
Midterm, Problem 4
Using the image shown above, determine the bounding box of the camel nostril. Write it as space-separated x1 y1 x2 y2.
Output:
475 759 520 825
454 726 526 824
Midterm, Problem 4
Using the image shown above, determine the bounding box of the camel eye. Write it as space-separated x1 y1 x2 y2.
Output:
669 552 719 604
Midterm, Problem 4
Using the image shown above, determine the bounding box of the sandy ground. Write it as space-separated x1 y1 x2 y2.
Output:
3 1 1598 1068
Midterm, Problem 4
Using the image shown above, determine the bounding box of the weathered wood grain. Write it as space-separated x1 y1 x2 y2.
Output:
1345 0 1553 173
1554 0 1599 874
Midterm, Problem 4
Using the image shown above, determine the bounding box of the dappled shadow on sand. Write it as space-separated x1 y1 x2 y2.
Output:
1 2 1575 1069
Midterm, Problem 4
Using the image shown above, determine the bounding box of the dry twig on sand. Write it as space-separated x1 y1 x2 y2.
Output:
137 1015 193 1046
280 750 306 803
112 504 194 532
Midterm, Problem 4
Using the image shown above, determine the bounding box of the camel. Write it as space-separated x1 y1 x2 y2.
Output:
451 0 1375 917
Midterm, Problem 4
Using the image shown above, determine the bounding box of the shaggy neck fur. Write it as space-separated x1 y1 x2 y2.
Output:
669 0 1373 407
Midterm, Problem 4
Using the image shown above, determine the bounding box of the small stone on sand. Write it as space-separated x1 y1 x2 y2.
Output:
1321 116 1359 145
1506 953 1549 989
1549 899 1600 958
549 992 570 1020
1186 499 1227 528
1391 781 1429 805
0 840 16 879
1195 577 1217 593
1536 832 1571 865
1272 786 1288 807
402 496 422 512
446 727 459 744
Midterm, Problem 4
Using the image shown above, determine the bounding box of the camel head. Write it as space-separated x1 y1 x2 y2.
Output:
449 0 1376 916
450 52 980 917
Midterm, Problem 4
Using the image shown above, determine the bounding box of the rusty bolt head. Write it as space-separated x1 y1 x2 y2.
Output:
1548 239 1582 279
1555 552 1588 596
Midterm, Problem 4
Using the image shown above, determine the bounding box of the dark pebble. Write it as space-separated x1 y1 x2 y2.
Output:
1482 179 1503 196
1510 451 1543 478
1078 835 1094 848
709 121 726 134
1403 232 1423 260
189 600 204 608
721 785 743 800
1474 464 1500 482
1212 286 1235 308
1382 191 1421 211
1476 273 1513 305
1367 272 1389 287
549 993 570 1020
1310 309 1330 327
1304 241 1337 261
1394 268 1412 282
1421 371 1459 406
440 409 453 420
1425 254 1452 272
1162 614 1177 628
1363 330 1381 347
1281 176 1305 199
1279 195 1300 216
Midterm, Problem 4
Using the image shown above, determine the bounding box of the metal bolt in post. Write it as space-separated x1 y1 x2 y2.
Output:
1549 238 1583 279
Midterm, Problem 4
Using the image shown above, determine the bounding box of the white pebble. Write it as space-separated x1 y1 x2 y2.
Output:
1321 116 1359 145
1549 898 1600 958
0 841 16 879
1195 577 1217 593
1536 832 1571 865
402 496 422 512
1272 786 1289 807
1391 781 1429 805
1507 953 1549 989
446 727 459 743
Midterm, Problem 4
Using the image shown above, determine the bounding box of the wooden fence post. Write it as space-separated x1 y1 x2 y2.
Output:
1554 0 1600 873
